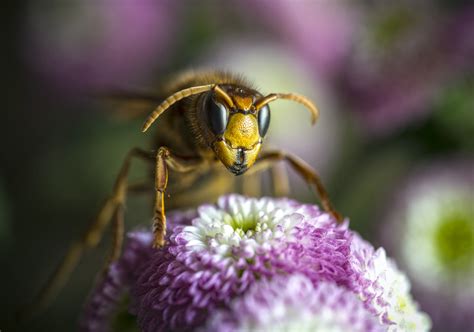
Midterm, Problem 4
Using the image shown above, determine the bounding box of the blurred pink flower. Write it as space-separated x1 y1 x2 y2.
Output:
243 0 359 79
340 2 474 134
24 0 176 92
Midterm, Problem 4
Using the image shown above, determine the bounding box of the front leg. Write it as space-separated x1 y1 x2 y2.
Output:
251 150 343 222
153 147 204 247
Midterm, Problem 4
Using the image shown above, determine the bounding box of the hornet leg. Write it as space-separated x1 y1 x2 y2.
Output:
24 148 153 319
152 147 204 247
251 150 343 222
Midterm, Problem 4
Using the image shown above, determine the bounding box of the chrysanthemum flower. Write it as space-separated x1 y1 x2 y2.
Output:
81 195 430 332
131 196 355 331
350 233 431 331
205 274 385 332
382 162 474 331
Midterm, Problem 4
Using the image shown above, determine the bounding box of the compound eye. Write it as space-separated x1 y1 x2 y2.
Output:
206 96 228 135
258 105 271 137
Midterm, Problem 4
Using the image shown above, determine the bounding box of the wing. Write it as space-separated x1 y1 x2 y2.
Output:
97 90 164 120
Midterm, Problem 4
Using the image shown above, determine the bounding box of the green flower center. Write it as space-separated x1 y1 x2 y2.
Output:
434 211 474 272
226 214 259 235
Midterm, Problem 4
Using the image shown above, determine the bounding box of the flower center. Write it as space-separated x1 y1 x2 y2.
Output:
228 214 259 234
434 211 474 272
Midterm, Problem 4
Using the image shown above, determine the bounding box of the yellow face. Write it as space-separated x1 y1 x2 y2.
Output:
213 112 262 175
206 92 270 175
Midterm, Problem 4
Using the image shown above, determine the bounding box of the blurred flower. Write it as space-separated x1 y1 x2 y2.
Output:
24 0 176 92
82 195 430 331
382 161 474 331
204 42 342 184
340 2 474 134
205 275 385 332
242 0 359 79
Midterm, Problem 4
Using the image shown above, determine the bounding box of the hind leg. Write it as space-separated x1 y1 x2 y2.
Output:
25 148 153 319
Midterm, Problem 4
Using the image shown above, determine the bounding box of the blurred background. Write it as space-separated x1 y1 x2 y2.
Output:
1 1 473 331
